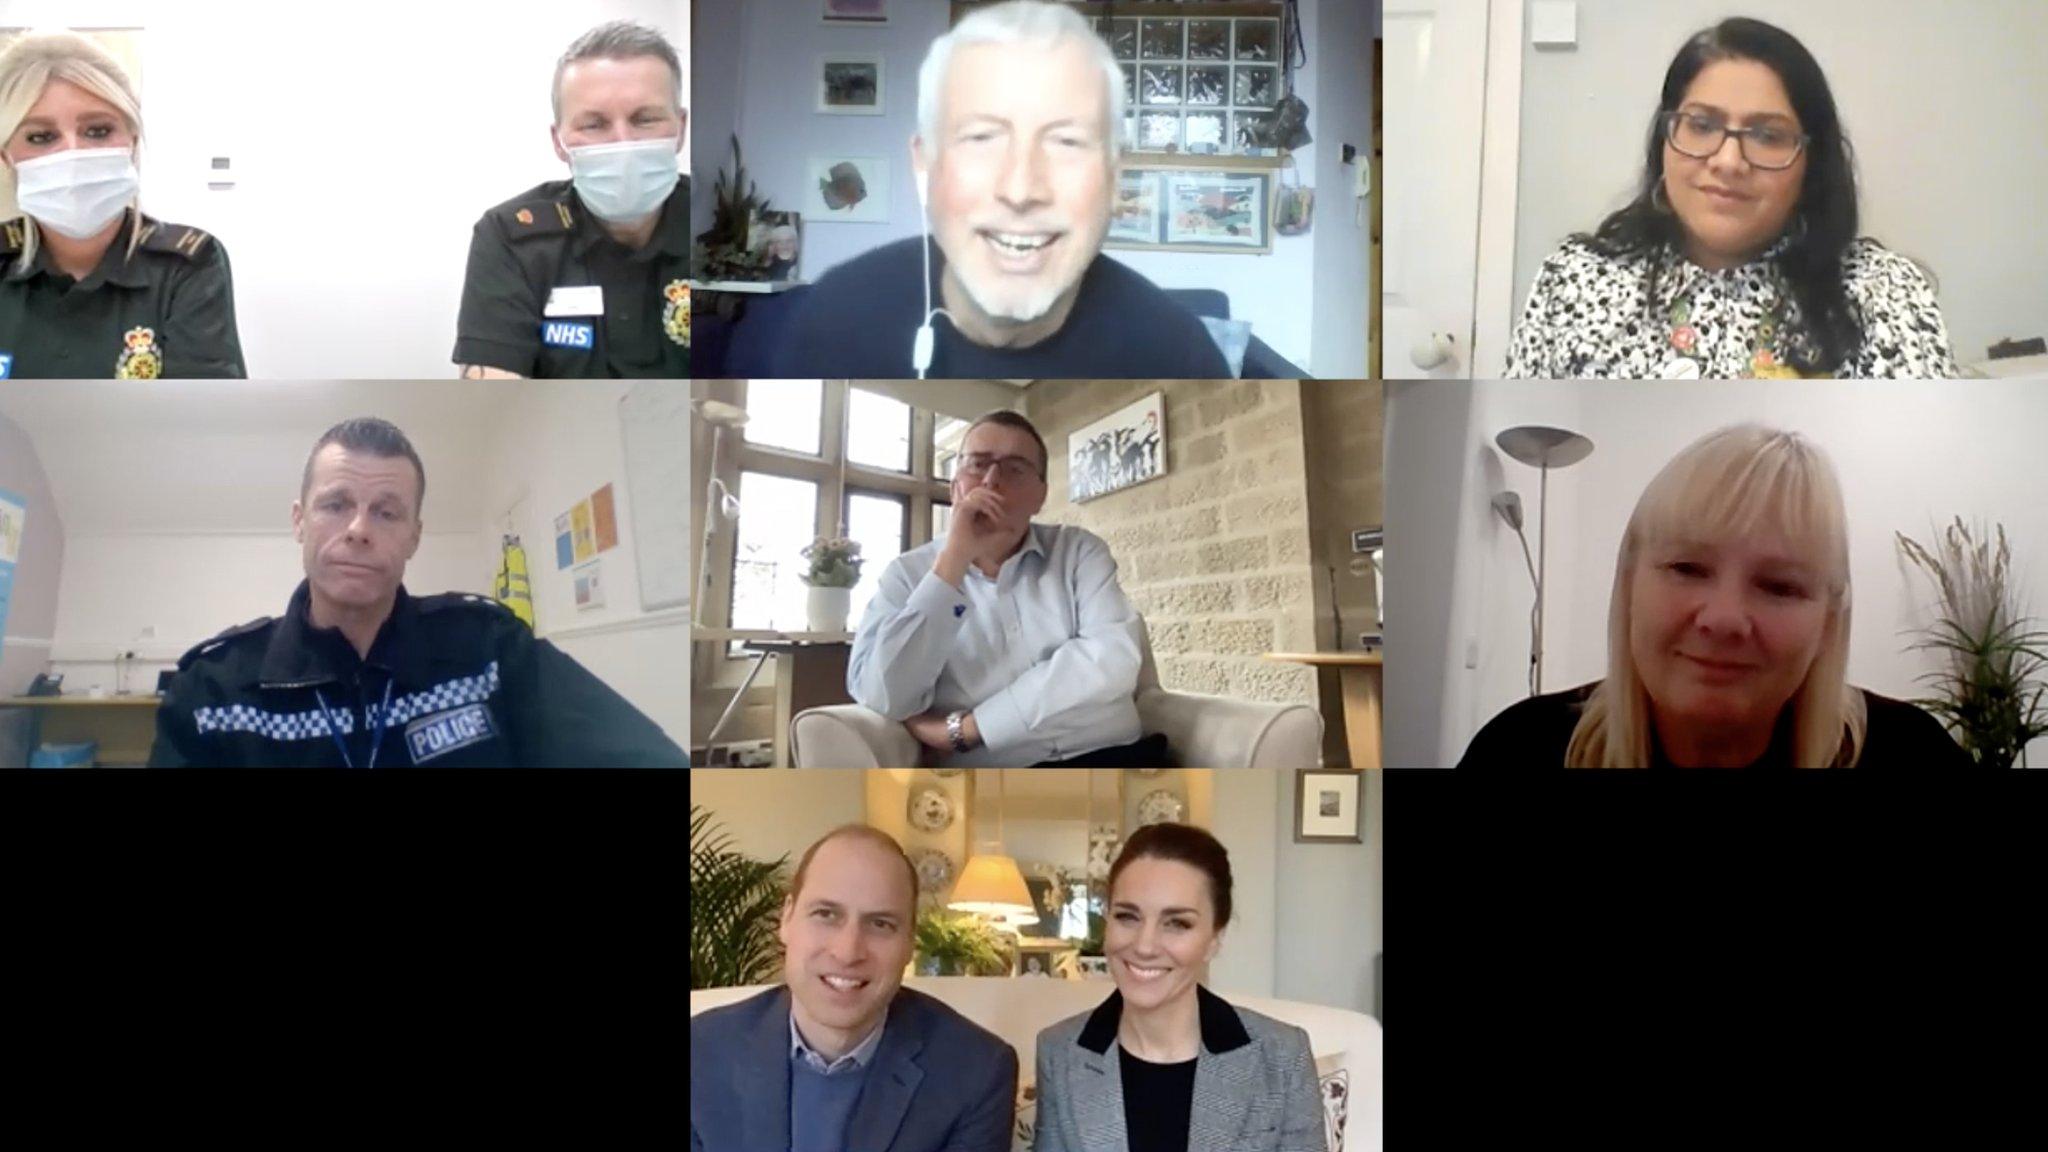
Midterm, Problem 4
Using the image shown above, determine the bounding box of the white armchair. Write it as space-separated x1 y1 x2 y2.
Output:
690 977 1382 1152
790 618 1323 767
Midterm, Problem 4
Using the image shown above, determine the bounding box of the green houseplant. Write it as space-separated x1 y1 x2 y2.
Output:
692 135 776 283
1896 518 2048 767
690 805 789 989
913 910 1010 977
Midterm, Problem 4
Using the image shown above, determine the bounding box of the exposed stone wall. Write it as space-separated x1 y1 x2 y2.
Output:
1024 380 1321 707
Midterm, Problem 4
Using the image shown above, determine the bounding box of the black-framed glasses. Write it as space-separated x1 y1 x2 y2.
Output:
1662 110 1809 171
957 453 1043 483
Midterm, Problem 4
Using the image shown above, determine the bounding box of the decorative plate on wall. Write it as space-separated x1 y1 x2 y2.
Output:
1137 788 1186 826
912 848 955 894
908 785 954 832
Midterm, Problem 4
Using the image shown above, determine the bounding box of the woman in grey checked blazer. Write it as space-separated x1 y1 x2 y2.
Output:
1033 823 1327 1152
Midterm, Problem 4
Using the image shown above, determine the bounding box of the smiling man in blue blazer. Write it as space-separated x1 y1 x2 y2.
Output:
691 825 1018 1152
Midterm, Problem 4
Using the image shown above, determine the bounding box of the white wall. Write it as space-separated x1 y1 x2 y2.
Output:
1508 0 2048 366
1310 0 1374 381
484 381 690 745
47 532 492 694
699 0 1369 376
689 766 867 867
0 0 683 378
1391 380 2048 767
1210 766 1380 1017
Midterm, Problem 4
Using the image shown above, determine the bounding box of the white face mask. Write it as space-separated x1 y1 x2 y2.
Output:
13 146 138 240
566 136 680 224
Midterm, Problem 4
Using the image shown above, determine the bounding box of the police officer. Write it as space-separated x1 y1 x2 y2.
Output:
453 20 689 380
148 418 687 767
0 32 245 379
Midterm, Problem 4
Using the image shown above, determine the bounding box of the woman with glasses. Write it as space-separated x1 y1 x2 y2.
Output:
1505 18 1957 380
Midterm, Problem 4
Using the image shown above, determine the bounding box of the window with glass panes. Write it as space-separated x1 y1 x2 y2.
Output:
948 2 1290 159
712 383 956 660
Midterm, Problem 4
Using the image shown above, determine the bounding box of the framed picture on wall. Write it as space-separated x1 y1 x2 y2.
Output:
818 54 885 115
802 156 892 224
824 0 888 24
1294 769 1363 844
1162 168 1272 252
1106 170 1164 247
1067 390 1166 505
1106 166 1273 254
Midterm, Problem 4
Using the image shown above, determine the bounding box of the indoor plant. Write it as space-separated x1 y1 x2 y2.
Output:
1896 518 2048 767
692 135 776 283
913 910 1010 977
801 535 863 632
690 805 789 989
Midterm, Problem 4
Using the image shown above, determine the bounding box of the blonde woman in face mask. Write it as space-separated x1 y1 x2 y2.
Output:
0 32 245 379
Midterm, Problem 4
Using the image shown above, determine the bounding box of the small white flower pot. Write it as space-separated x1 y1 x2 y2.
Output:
807 585 851 632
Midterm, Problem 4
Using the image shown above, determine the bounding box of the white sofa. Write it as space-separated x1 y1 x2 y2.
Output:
690 977 1382 1152
790 620 1324 768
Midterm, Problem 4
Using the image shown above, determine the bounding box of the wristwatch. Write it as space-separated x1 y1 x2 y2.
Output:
946 710 971 752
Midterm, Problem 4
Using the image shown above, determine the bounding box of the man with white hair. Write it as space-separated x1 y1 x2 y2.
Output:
768 0 1228 379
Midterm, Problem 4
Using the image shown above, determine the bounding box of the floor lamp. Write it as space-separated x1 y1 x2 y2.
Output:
694 399 749 628
1495 425 1594 695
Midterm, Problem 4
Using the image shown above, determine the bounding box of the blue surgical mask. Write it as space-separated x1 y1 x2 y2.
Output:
566 137 680 223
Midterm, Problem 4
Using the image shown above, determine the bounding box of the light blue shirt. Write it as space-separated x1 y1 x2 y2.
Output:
789 1009 886 1075
847 523 1145 765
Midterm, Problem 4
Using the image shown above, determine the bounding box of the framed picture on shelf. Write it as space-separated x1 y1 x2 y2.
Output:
1106 170 1163 246
1108 166 1273 254
746 210 803 282
1162 168 1272 252
818 54 884 115
1294 769 1364 844
803 156 892 223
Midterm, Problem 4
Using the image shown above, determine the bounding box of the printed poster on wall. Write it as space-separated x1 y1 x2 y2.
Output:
592 483 619 552
571 500 596 563
554 513 574 570
0 487 25 662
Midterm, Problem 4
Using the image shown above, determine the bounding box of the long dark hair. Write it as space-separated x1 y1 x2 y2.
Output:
1577 18 1860 373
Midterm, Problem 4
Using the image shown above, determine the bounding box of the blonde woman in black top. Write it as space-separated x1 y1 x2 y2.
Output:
1462 424 1966 768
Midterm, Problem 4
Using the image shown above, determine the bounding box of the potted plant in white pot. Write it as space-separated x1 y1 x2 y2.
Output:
801 535 862 632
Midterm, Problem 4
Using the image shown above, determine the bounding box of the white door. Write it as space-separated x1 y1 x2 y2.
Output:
1382 0 1493 379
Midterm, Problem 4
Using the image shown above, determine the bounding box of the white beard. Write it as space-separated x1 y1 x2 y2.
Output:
951 262 1072 325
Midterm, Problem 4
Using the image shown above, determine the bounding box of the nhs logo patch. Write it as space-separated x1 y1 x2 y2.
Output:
406 702 498 764
541 321 595 349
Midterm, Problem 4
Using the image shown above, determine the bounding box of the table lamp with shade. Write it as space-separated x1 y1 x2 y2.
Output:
948 770 1036 933
1494 424 1595 696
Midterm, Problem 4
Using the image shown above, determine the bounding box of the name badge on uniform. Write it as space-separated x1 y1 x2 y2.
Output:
544 285 605 317
406 702 498 764
542 321 596 350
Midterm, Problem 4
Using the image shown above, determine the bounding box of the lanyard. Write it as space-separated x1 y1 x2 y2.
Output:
314 678 395 769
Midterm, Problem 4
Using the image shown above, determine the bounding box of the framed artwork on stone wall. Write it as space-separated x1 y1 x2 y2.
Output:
1068 391 1167 504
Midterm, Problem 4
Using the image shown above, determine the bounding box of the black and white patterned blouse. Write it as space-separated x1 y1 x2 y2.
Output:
1505 235 1959 379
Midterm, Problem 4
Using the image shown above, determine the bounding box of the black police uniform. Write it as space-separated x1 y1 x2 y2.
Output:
453 177 690 378
0 209 246 379
148 581 687 767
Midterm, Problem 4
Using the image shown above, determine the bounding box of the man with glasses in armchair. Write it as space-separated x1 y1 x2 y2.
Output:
846 410 1169 767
